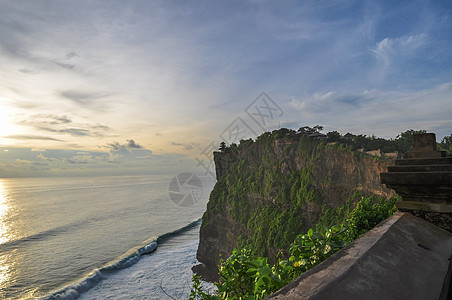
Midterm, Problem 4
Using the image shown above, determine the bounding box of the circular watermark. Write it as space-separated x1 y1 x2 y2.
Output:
168 173 203 207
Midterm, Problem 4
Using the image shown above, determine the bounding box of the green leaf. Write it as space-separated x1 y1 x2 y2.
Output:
322 244 332 255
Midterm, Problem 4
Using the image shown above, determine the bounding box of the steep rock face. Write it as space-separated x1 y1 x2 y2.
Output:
194 134 395 281
311 147 394 202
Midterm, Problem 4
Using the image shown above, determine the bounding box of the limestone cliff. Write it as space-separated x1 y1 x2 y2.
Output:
194 130 395 281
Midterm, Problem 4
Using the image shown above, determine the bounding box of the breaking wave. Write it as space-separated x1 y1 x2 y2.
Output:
42 218 202 300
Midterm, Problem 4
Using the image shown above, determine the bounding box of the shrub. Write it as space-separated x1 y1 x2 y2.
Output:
346 195 398 240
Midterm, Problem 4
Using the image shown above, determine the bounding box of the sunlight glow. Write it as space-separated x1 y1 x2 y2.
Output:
0 180 11 287
0 180 11 244
0 104 16 138
0 255 10 290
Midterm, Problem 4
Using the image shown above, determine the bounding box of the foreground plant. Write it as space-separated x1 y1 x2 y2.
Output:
190 224 348 300
287 224 347 276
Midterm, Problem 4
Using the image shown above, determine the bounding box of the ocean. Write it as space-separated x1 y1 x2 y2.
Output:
0 174 215 299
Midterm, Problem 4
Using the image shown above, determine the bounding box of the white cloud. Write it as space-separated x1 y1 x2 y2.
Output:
372 34 428 79
37 153 58 162
312 91 336 101
285 82 452 139
290 97 306 111
16 159 33 165
374 34 428 58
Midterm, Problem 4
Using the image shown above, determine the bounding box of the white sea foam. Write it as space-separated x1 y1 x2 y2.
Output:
79 239 216 300
43 270 104 299
43 220 206 299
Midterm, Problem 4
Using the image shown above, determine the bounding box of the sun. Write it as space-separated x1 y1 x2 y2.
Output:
0 106 16 138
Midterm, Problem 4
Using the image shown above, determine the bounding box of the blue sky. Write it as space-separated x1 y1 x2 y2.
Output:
0 0 451 177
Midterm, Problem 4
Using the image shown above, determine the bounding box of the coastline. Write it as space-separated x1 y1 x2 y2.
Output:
79 239 201 299
43 220 208 299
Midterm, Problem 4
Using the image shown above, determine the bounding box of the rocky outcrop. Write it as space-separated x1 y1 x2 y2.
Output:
194 133 395 281
311 146 395 202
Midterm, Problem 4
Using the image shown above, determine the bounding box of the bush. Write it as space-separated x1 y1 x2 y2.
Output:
346 195 397 240
288 225 347 275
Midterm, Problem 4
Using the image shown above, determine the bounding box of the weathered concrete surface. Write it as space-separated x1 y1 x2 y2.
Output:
267 212 452 300
398 208 452 235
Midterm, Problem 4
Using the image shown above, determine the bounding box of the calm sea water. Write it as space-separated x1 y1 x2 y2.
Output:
0 175 215 299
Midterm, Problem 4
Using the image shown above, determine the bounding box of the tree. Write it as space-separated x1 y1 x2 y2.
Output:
297 125 324 134
326 131 341 142
313 125 324 133
395 129 427 153
439 134 452 156
219 142 226 152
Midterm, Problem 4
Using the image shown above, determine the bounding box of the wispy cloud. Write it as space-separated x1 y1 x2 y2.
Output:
19 68 40 74
372 34 429 80
60 91 109 108
37 153 57 161
104 139 151 163
54 62 74 70
28 114 72 124
17 114 110 138
127 140 142 149
170 142 195 151
38 127 90 137
106 140 143 151
6 135 63 141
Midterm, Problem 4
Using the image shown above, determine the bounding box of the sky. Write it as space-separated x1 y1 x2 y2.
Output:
0 0 451 177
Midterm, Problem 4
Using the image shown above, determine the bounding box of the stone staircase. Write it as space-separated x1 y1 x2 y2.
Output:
380 133 452 232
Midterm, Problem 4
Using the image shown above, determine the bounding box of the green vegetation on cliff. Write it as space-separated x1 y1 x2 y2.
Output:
203 127 403 260
205 130 326 258
193 127 450 299
192 194 398 300
315 190 400 240
195 127 443 289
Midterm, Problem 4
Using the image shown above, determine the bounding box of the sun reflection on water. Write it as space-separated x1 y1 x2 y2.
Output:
0 180 11 244
0 254 10 292
0 180 11 288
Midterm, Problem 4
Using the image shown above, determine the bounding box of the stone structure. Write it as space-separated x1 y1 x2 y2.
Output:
268 212 452 299
380 133 452 232
405 132 446 158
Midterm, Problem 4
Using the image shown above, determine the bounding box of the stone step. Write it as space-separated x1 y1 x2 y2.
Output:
388 164 452 172
380 171 452 185
395 157 452 166
404 150 446 158
384 185 452 203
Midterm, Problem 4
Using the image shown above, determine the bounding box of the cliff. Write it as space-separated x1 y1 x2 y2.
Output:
194 130 395 281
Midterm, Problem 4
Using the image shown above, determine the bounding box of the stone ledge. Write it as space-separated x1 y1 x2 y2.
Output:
380 171 452 185
267 212 452 300
395 157 452 165
388 164 452 172
396 201 452 213
405 150 446 158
